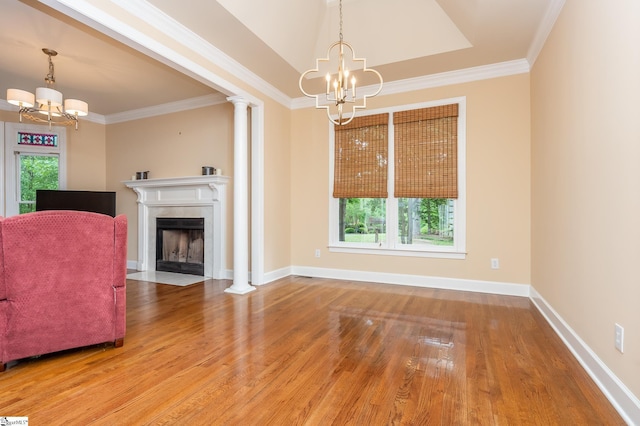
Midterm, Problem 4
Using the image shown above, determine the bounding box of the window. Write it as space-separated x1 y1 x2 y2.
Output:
3 123 66 216
18 153 60 214
329 98 466 259
18 132 58 147
333 113 388 245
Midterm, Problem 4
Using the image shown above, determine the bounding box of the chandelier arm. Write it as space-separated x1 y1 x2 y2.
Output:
19 108 78 127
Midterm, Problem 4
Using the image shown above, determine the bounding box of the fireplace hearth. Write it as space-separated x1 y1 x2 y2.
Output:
156 217 205 276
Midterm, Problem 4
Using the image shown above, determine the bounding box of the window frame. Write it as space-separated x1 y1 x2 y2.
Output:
4 122 67 216
328 97 467 259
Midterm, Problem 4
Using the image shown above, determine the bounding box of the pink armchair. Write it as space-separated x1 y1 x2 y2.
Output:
0 210 127 371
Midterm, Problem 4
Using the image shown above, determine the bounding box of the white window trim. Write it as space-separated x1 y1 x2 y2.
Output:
4 122 67 217
328 97 467 259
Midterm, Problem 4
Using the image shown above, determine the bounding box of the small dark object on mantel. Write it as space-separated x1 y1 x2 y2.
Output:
202 166 216 175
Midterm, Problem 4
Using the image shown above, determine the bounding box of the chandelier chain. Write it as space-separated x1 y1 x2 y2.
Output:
45 52 56 86
339 0 343 42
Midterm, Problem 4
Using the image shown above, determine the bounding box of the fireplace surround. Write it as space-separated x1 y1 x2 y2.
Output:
125 176 229 279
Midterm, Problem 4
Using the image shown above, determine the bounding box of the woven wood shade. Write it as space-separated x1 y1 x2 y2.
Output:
394 104 459 198
333 113 388 198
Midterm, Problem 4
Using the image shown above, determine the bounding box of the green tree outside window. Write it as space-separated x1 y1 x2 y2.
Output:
19 154 59 214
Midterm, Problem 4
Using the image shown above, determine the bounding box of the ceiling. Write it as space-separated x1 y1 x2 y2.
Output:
0 0 557 120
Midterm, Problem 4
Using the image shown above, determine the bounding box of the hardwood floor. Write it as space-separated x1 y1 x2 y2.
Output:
0 276 624 425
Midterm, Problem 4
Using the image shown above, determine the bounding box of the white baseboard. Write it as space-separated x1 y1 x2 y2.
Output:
290 265 530 297
530 287 640 425
260 266 292 286
128 261 527 296
222 269 234 280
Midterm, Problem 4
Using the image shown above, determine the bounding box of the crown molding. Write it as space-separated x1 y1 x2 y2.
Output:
0 99 15 112
291 59 531 110
84 112 106 125
0 95 227 126
105 93 227 124
527 0 566 66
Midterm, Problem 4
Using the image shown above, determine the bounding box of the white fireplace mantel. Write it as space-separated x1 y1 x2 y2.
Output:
124 175 229 279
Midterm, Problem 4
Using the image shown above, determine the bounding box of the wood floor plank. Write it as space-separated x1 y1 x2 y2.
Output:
0 276 625 425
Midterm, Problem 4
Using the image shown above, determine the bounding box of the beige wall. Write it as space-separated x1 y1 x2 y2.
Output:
262 98 292 274
1 110 107 191
65 120 107 190
291 74 531 286
531 0 640 398
105 104 235 269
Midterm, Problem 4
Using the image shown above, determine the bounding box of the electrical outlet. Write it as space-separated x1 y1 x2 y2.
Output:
315 249 321 258
491 258 500 269
615 323 624 353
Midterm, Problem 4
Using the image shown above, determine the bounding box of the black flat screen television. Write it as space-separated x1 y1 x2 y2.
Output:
35 190 116 217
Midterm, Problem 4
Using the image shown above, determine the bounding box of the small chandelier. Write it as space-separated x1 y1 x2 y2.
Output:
6 48 88 130
299 0 383 126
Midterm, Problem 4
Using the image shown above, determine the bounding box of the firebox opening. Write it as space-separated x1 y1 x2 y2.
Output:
156 217 205 276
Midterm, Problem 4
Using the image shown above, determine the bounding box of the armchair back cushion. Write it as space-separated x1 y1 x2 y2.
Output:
0 210 127 366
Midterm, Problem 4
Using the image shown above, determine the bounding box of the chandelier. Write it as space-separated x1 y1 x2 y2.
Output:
6 48 88 130
299 0 383 125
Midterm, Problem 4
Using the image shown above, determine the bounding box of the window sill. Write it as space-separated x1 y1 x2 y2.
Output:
328 245 467 259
